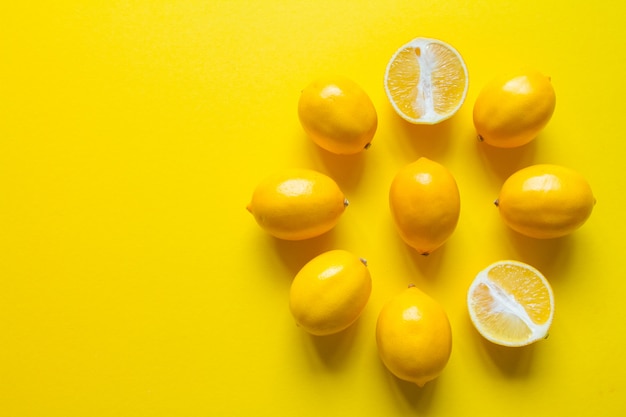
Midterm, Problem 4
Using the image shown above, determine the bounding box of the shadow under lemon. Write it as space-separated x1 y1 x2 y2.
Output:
406 240 449 282
387 107 455 161
502 225 576 283
271 228 339 277
374 349 438 414
385 214 451 287
475 131 539 182
298 316 363 372
304 134 367 194
469 315 538 378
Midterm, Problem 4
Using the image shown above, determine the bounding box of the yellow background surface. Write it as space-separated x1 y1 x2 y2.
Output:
1 1 625 416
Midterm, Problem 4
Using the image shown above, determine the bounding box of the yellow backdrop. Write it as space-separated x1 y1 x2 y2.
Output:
1 1 625 416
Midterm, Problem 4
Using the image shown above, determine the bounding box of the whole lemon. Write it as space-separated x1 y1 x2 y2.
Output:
473 69 556 148
389 157 460 255
496 164 595 239
376 284 452 387
289 250 371 336
298 76 378 155
247 169 348 240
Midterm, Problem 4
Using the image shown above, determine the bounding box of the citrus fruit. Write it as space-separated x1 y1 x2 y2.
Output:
473 69 556 148
247 169 348 240
289 249 372 336
376 284 452 387
496 164 595 239
384 37 469 124
298 76 378 154
389 157 460 255
467 260 555 347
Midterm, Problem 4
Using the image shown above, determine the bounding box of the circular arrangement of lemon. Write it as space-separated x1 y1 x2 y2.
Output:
473 69 556 148
376 284 452 387
246 35 597 387
289 250 372 336
246 169 348 240
496 164 595 239
389 157 461 255
467 260 555 347
384 37 468 124
298 76 378 155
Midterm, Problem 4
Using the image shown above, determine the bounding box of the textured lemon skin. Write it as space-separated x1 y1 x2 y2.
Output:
289 250 371 336
496 164 595 239
389 157 460 255
473 69 556 148
247 169 347 240
298 76 378 155
376 286 452 387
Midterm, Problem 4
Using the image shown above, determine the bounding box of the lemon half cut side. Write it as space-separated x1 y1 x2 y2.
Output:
384 37 469 124
467 260 555 347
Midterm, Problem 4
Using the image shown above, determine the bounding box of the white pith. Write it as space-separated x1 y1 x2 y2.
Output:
467 260 555 347
384 37 469 124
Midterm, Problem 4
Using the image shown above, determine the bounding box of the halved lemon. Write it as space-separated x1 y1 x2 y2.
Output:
467 260 555 347
384 37 469 124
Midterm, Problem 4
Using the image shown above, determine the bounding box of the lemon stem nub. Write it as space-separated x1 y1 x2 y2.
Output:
360 258 368 266
364 142 372 150
477 135 484 142
344 198 350 207
494 199 499 207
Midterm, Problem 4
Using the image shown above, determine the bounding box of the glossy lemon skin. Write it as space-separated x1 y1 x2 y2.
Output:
473 69 556 148
298 76 378 155
376 285 452 387
289 250 371 336
496 164 595 239
389 157 461 255
247 169 347 240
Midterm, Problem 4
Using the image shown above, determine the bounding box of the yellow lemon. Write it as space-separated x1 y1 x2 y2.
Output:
496 164 595 239
389 157 460 255
384 37 468 124
467 260 554 347
376 284 452 387
289 250 372 336
247 169 348 240
298 76 378 154
473 69 556 148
